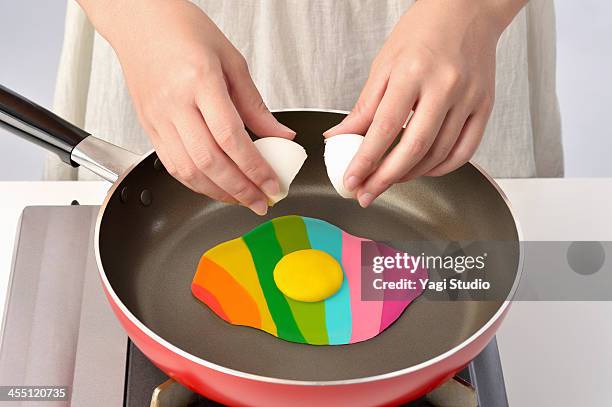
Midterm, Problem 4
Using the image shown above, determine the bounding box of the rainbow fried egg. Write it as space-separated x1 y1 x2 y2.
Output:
192 215 427 345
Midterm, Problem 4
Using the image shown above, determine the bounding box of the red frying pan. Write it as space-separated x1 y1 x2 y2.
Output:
0 85 522 406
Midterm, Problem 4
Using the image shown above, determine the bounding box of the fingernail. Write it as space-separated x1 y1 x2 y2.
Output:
358 193 374 208
249 200 268 216
323 123 340 137
261 179 280 197
278 123 296 136
344 176 360 192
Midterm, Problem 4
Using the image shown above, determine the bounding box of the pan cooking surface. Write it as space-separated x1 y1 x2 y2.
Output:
99 111 519 381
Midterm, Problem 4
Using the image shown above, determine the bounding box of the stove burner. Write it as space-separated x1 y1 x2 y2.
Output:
125 339 508 407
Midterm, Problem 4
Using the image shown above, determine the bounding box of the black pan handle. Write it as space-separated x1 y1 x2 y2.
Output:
0 84 140 182
0 84 90 166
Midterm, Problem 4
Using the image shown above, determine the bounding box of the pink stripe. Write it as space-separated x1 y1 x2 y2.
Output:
378 243 427 331
342 232 384 343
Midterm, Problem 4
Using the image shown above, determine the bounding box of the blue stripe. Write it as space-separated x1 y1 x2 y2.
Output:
303 217 352 344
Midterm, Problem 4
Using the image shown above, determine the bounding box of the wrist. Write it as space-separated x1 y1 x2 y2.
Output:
412 0 527 42
76 0 155 49
421 0 527 38
479 0 528 37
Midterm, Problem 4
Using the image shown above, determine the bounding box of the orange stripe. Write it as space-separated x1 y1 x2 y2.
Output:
202 238 277 335
191 284 230 322
194 256 261 328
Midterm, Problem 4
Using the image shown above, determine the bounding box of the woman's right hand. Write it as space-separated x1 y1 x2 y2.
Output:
81 0 295 215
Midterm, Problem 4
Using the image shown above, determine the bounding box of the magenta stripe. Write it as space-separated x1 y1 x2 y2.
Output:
379 243 429 331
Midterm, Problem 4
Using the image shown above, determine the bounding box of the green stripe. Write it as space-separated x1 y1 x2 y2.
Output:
285 298 328 345
272 216 311 255
272 216 328 345
243 221 305 343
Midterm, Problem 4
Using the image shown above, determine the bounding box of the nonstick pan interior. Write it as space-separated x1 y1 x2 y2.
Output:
99 111 520 381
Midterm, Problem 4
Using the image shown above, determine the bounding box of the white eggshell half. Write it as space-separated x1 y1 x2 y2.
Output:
324 133 364 198
254 137 307 204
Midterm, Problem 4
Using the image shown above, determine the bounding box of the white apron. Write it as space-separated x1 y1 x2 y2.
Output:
44 0 563 180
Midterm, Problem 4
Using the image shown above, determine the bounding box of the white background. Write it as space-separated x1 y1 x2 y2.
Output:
0 1 611 180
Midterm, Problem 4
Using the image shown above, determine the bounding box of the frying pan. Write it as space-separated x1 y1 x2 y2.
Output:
0 85 522 406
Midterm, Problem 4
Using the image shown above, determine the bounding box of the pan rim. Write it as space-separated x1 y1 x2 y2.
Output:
94 108 524 386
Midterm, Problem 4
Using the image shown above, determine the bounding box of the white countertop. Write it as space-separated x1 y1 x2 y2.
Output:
0 179 611 406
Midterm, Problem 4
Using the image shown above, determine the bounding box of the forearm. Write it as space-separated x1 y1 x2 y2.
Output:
414 0 528 39
76 0 168 47
483 0 529 33
76 0 129 38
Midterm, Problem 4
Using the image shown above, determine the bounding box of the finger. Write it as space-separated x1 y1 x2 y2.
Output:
152 121 237 203
225 57 296 139
343 74 420 193
356 96 448 207
195 75 283 201
322 66 389 137
172 107 268 214
398 106 470 182
425 104 490 177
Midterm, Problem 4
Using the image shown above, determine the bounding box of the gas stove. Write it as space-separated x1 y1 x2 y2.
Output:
0 206 509 406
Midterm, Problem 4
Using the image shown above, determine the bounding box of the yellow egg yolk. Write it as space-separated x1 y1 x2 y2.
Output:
273 249 343 302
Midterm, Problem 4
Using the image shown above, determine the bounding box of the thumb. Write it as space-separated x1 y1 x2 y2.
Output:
323 72 388 138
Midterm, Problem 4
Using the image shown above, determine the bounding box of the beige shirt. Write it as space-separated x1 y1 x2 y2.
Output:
45 0 563 180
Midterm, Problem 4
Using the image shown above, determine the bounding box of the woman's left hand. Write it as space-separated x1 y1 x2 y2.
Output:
324 0 525 207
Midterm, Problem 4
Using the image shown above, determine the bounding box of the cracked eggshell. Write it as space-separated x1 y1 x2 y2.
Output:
324 133 364 198
254 137 307 204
